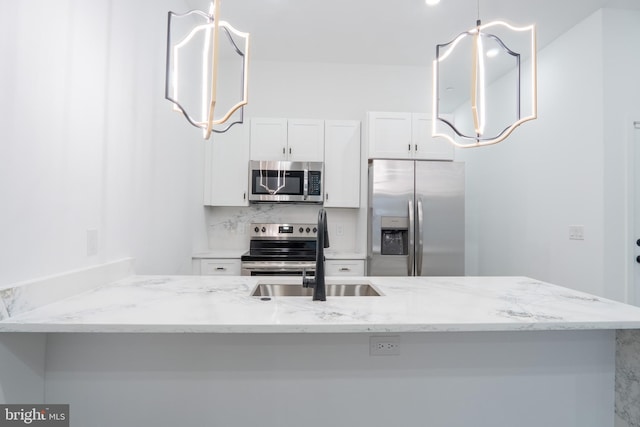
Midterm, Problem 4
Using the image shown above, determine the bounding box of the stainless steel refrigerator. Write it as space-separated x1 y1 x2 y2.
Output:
367 159 465 276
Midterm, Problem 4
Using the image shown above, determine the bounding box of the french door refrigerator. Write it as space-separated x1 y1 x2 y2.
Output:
367 159 465 276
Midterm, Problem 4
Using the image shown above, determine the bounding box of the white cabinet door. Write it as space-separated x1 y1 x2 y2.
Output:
287 119 324 162
204 124 249 206
324 120 361 208
250 118 288 161
367 112 412 159
325 260 365 276
412 113 455 161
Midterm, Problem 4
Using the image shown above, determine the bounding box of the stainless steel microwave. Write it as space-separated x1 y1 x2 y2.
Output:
249 160 323 203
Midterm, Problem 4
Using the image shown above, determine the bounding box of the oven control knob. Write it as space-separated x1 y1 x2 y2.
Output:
306 227 311 233
254 227 259 233
313 227 317 233
261 227 266 233
299 227 304 233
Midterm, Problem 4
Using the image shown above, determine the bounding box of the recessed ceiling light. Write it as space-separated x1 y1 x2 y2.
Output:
425 0 441 6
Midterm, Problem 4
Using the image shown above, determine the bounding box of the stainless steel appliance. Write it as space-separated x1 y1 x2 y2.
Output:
367 159 465 276
248 160 323 203
241 223 318 276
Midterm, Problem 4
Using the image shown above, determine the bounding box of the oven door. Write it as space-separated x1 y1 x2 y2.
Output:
241 261 316 277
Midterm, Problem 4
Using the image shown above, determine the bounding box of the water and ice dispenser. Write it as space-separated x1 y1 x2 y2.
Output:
380 217 408 256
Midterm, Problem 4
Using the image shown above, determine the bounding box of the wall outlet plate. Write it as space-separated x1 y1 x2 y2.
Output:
370 335 400 356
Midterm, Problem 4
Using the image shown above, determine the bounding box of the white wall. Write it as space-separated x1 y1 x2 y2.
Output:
458 11 607 296
0 0 206 287
602 8 640 302
458 8 640 301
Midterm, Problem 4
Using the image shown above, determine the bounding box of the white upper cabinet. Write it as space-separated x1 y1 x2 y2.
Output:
367 112 454 161
249 118 288 161
204 124 250 207
324 120 361 208
411 113 455 161
250 118 324 162
367 112 412 159
287 119 325 161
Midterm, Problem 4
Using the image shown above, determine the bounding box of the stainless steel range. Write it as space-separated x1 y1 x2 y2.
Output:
240 223 318 276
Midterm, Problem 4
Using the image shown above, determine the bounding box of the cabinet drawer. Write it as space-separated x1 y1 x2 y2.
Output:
325 260 365 276
200 259 241 276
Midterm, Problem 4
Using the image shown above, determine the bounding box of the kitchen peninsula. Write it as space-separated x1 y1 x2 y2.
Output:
0 260 639 427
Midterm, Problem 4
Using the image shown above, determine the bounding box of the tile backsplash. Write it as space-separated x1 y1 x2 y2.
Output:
206 204 363 253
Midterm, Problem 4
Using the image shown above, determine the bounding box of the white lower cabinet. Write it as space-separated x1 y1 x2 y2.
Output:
194 259 241 276
325 260 365 276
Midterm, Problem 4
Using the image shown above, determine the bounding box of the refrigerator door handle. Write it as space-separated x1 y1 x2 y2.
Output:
417 198 424 276
408 199 415 276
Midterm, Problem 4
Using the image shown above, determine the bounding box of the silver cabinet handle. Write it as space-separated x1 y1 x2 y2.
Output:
408 143 411 151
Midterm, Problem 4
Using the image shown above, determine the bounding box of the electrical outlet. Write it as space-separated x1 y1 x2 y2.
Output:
370 335 400 356
336 224 344 236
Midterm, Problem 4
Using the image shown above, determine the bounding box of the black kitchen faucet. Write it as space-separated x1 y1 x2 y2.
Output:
303 209 329 301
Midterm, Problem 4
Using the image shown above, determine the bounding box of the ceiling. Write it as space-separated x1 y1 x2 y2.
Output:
185 0 639 66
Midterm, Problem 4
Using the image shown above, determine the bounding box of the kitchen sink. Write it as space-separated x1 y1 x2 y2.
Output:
250 282 382 297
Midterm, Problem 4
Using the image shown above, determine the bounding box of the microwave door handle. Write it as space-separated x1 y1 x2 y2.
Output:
303 168 308 200
408 199 414 276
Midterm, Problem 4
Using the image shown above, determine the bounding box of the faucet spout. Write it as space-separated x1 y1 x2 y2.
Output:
302 209 329 301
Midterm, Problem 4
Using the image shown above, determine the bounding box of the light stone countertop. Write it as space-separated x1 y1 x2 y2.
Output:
2 275 640 333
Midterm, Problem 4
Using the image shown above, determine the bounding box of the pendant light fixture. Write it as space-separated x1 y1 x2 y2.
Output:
432 0 537 147
165 0 250 139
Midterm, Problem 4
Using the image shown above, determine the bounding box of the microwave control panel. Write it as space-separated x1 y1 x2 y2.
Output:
308 171 322 196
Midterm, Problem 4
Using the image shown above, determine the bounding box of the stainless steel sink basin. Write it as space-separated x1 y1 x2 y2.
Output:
251 282 382 297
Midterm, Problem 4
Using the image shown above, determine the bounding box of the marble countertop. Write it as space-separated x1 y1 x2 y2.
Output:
2 275 640 333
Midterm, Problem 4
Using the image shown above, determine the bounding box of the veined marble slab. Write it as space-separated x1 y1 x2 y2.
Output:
0 258 134 321
2 275 640 333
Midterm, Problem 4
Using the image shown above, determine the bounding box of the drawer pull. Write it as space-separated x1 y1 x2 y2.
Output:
216 267 226 271
339 267 351 272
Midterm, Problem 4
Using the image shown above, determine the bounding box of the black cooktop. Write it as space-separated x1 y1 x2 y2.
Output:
241 239 317 262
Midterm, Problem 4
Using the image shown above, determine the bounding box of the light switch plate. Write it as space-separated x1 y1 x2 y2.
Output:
569 225 584 240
